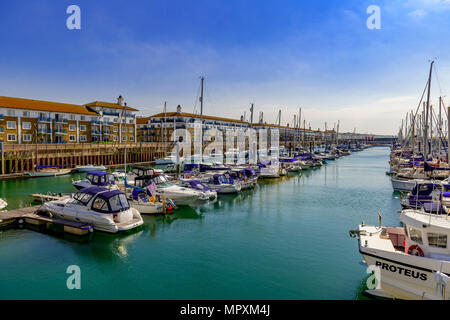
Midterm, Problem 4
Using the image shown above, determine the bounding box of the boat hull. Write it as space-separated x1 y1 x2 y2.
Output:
391 178 417 192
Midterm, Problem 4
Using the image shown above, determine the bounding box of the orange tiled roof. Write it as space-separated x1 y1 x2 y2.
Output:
85 101 138 112
136 116 152 124
0 96 99 115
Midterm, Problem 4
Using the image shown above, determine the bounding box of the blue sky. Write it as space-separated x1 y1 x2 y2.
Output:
0 0 450 134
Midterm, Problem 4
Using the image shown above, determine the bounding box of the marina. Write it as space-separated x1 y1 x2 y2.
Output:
0 146 398 299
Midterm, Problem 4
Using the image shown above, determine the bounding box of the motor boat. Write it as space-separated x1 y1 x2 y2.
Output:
229 168 258 190
42 187 144 233
75 165 107 172
258 162 280 179
26 165 72 177
201 173 241 194
178 179 217 201
280 157 302 172
72 171 117 190
400 182 444 210
128 187 175 214
350 208 450 300
130 174 205 206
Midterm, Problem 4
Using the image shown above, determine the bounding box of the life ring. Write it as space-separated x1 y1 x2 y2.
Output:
407 245 424 257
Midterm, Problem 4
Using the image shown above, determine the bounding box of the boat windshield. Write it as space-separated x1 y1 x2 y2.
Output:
91 193 130 213
73 192 94 205
153 175 173 188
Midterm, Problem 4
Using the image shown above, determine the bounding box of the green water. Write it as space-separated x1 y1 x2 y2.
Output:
0 147 400 299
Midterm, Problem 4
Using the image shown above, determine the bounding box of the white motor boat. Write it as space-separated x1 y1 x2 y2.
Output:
178 179 217 201
127 188 174 214
201 173 241 194
0 198 7 210
42 187 144 233
132 174 205 206
72 171 117 190
350 208 450 300
391 176 422 193
75 165 107 172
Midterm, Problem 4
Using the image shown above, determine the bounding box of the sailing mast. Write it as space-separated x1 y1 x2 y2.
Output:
424 60 434 160
199 76 204 150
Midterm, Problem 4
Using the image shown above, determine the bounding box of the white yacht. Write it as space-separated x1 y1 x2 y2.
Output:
72 171 117 190
75 165 107 172
350 208 450 299
42 187 144 233
132 174 205 206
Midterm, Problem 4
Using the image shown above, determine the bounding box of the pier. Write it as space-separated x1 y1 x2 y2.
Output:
0 205 93 236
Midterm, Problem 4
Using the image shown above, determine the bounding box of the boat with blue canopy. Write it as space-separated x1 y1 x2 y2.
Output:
42 186 144 233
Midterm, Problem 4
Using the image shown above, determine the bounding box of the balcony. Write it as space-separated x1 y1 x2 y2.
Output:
38 128 51 134
54 118 68 124
38 117 51 123
103 121 114 126
91 130 100 135
91 120 101 125
103 110 120 117
54 128 67 134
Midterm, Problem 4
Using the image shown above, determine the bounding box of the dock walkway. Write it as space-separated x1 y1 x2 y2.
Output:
0 205 93 236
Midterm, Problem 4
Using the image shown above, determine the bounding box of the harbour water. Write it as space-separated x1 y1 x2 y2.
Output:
0 146 400 299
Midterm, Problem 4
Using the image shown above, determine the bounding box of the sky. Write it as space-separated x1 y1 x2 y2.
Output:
1 0 450 134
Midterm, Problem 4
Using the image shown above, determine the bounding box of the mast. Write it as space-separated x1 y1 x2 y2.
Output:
424 60 434 159
200 76 204 149
162 101 167 156
123 102 128 173
250 103 254 127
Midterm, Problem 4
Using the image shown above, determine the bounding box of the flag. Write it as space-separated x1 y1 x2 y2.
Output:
147 183 157 196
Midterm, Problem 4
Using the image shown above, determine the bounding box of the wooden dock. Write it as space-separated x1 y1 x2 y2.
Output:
0 205 93 236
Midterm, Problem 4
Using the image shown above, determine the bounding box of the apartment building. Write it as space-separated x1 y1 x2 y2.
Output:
0 96 138 144
137 105 329 144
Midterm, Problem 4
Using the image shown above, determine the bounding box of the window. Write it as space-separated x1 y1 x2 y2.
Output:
113 127 118 132
69 135 76 142
69 124 76 131
22 134 32 142
80 116 85 121
7 110 15 116
129 127 133 133
73 192 93 205
122 127 126 132
113 135 118 141
7 134 16 141
22 122 31 130
122 135 126 141
80 135 87 142
428 233 447 248
92 197 109 212
109 194 129 211
408 226 423 244
114 118 118 123
22 111 30 117
7 121 16 129
129 119 134 124
80 125 86 131
129 136 134 141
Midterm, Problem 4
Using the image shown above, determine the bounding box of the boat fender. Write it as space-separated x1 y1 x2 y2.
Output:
407 245 424 257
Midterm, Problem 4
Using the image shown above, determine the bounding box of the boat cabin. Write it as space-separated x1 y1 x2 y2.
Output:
73 187 130 214
179 180 212 192
131 166 159 177
85 171 116 187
